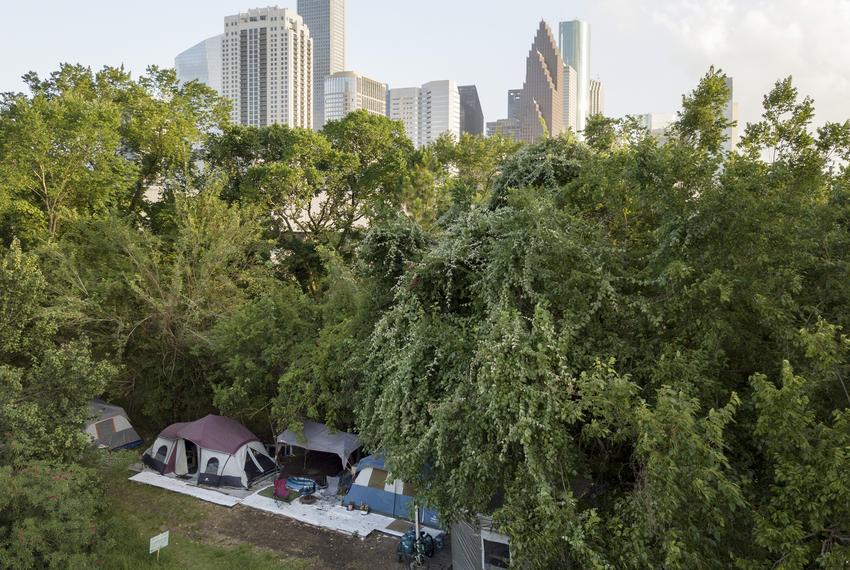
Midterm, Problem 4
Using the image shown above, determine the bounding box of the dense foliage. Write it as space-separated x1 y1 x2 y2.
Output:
1 64 849 568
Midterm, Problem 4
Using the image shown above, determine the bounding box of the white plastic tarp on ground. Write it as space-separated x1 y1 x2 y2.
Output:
276 421 360 468
129 471 242 507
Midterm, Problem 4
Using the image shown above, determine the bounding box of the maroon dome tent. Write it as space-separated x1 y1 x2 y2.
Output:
143 415 276 488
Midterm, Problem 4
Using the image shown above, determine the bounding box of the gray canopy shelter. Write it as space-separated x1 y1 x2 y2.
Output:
86 400 144 450
276 421 361 468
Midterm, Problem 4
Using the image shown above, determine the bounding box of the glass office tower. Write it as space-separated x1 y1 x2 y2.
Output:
558 20 590 132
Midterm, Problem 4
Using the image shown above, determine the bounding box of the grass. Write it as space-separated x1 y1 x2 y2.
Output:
95 452 310 570
257 485 298 503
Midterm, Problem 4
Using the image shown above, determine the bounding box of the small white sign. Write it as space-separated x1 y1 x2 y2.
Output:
149 530 170 555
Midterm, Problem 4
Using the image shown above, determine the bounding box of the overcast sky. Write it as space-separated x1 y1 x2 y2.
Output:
2 0 849 128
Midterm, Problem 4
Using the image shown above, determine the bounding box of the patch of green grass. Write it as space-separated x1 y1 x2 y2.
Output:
257 485 297 503
95 453 309 570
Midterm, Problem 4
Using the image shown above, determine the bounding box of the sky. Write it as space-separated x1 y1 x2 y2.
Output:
2 0 849 129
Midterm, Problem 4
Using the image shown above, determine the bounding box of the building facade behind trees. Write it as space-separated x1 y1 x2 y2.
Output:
323 71 387 126
458 85 484 136
222 7 313 128
388 80 460 148
507 89 523 120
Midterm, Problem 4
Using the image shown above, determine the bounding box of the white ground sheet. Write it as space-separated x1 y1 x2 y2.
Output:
129 471 441 539
241 487 442 539
129 471 242 507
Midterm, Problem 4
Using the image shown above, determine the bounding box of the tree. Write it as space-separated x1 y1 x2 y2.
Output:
47 188 265 425
321 111 415 246
120 66 230 216
0 241 115 465
0 241 114 568
0 462 105 570
673 66 733 155
0 71 130 242
356 70 850 567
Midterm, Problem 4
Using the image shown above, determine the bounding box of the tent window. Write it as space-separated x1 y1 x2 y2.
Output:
483 539 510 569
154 445 168 462
204 458 220 475
368 469 389 490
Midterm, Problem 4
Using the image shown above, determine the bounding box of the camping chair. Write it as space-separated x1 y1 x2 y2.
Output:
273 478 290 506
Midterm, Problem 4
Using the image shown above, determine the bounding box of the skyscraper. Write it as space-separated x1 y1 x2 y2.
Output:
297 0 346 130
559 20 590 132
518 21 565 143
486 118 521 141
562 65 578 133
222 7 313 128
420 80 461 147
323 71 387 126
507 89 523 120
175 35 223 93
388 87 421 145
589 79 604 117
388 80 461 148
458 85 484 136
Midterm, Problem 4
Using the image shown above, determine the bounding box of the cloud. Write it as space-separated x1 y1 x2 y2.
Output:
593 0 850 125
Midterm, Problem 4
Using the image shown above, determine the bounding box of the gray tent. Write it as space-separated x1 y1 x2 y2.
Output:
452 515 511 570
276 421 361 468
86 400 144 450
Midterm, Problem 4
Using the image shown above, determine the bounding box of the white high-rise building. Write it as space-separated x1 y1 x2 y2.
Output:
323 71 387 126
175 35 223 93
562 64 578 133
388 88 421 145
639 112 675 142
639 113 674 132
222 6 313 128
297 0 346 129
589 79 604 117
559 20 590 132
419 80 461 147
388 81 460 149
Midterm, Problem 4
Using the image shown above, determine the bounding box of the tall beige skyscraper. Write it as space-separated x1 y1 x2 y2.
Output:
518 21 565 143
297 0 346 130
589 79 604 117
222 7 313 128
323 71 386 126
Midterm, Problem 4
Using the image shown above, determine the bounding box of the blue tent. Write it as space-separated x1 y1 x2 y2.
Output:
342 455 440 527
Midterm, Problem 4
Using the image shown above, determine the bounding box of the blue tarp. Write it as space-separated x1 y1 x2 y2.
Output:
342 454 440 527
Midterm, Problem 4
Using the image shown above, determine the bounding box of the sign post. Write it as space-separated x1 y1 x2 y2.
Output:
149 530 169 561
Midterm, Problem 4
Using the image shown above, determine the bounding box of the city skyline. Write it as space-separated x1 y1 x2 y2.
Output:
2 1 849 130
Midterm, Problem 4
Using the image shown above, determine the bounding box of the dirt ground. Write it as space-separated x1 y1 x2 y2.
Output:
182 501 453 570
